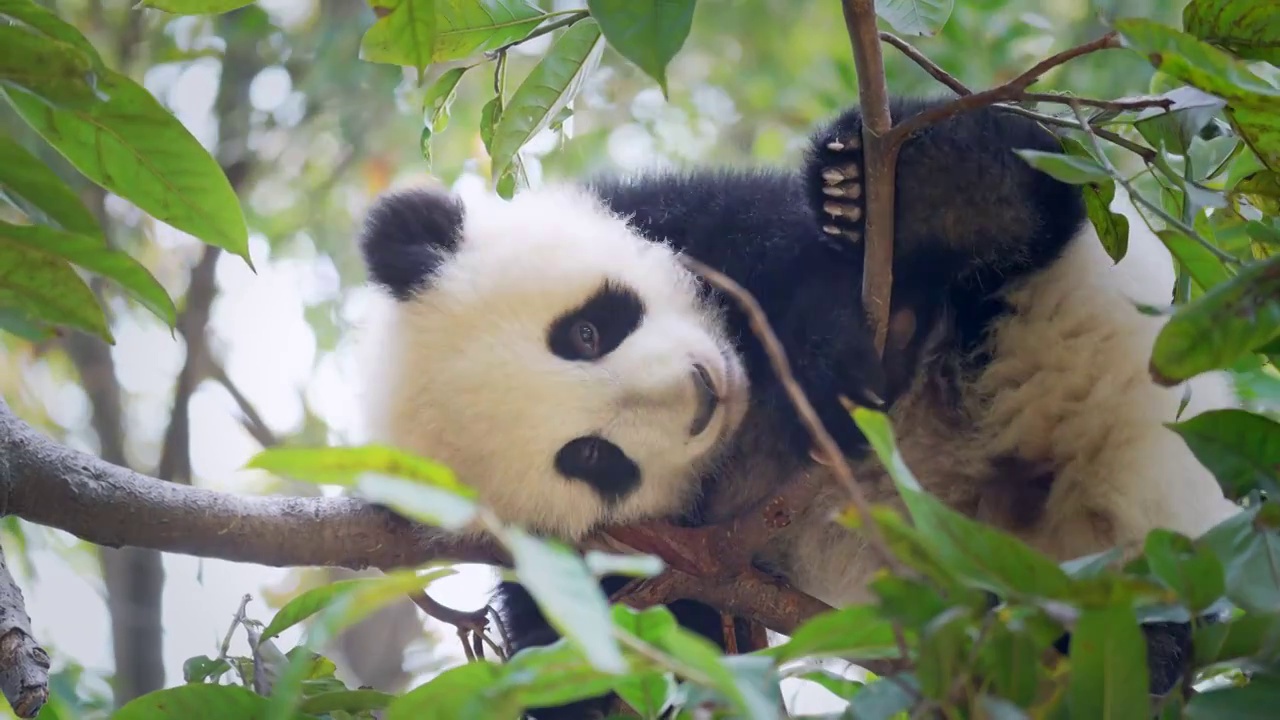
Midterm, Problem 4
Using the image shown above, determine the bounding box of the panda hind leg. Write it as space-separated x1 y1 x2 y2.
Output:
804 109 868 257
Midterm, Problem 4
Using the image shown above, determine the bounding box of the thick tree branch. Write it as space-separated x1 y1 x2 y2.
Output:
0 547 49 719
841 0 895 357
0 398 507 569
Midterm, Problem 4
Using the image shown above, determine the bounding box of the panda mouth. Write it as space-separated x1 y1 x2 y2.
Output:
689 363 721 437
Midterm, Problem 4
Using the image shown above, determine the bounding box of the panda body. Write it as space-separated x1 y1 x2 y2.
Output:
355 96 1242 717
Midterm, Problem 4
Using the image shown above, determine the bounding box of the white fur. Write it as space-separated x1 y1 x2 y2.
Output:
786 201 1243 608
359 184 749 539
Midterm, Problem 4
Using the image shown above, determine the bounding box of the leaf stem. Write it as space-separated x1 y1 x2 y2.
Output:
485 10 590 60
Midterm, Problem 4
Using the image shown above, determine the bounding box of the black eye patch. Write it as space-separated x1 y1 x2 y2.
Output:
548 281 645 361
554 435 641 504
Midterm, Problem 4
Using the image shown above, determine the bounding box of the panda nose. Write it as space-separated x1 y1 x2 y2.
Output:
689 362 720 436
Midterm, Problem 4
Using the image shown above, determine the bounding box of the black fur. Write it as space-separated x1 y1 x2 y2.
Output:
359 186 466 300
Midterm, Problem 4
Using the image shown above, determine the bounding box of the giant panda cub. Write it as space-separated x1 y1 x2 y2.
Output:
356 96 1243 718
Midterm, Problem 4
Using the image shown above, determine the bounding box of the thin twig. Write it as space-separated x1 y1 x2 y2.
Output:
206 358 279 448
679 257 906 576
885 32 1124 149
1021 92 1173 113
484 10 588 59
997 104 1156 161
218 594 253 661
1066 102 1237 266
879 31 970 96
842 0 896 357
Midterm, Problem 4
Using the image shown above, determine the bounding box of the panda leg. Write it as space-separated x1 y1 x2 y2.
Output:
804 110 867 255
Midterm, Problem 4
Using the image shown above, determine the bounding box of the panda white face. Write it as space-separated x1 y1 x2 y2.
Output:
358 184 750 539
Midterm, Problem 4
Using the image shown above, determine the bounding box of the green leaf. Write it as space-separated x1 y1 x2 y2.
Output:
586 0 694 97
1115 19 1280 110
1234 170 1280 217
1143 529 1226 612
614 671 672 719
0 227 109 341
1183 0 1280 64
1083 177 1130 263
847 673 919 719
0 222 174 327
356 473 479 530
766 604 901 663
0 24 102 108
501 526 627 674
4 68 250 263
0 0 103 65
423 65 469 135
852 408 1075 601
386 661 508 720
1133 86 1227 156
1227 106 1280 171
1197 503 1280 613
0 136 101 238
1169 408 1280 500
488 18 604 181
0 306 56 341
873 0 955 37
977 622 1050 707
114 684 307 720
261 568 454 643
182 655 232 684
1186 676 1280 719
361 0 546 70
496 639 633 711
245 444 472 496
140 1 256 13
1014 149 1112 185
1157 229 1232 294
1192 611 1280 666
1067 604 1150 720
297 688 395 714
1150 254 1280 385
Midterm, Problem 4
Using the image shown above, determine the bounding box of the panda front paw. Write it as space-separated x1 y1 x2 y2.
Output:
806 118 868 254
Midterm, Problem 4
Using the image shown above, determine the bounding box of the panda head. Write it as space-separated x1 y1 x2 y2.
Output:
356 184 751 539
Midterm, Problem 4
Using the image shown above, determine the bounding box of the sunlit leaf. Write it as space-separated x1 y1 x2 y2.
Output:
1067 604 1150 720
361 0 546 70
1014 149 1111 185
846 673 919 719
261 568 454 643
874 0 954 37
1197 503 1280 613
1186 676 1280 719
586 0 695 97
1133 86 1226 156
496 639 636 711
1183 0 1280 64
0 228 108 341
1143 529 1227 612
0 25 102 107
1169 408 1280 500
114 684 307 720
852 408 1075 601
0 0 103 64
501 526 627 674
139 1 255 13
1115 19 1280 109
385 661 508 720
0 222 174 326
1234 169 1280 214
4 68 250 263
0 136 101 238
766 604 901 663
245 444 472 495
423 65 468 134
1150 254 1280 385
489 18 604 181
614 671 672 719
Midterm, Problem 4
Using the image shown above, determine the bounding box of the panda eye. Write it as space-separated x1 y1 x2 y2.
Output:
577 438 600 466
571 320 600 358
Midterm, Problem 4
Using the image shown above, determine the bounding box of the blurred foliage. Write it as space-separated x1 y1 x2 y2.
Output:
1 0 1279 718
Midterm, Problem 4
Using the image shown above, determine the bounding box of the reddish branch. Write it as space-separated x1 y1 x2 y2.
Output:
841 0 895 357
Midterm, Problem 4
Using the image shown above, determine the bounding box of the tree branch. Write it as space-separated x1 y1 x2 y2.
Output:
0 398 508 569
879 31 970 96
0 546 49 719
841 0 895 357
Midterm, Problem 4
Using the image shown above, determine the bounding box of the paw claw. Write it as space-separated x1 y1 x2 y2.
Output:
823 202 863 222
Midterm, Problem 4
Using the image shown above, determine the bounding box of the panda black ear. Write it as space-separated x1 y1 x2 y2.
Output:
358 186 465 301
